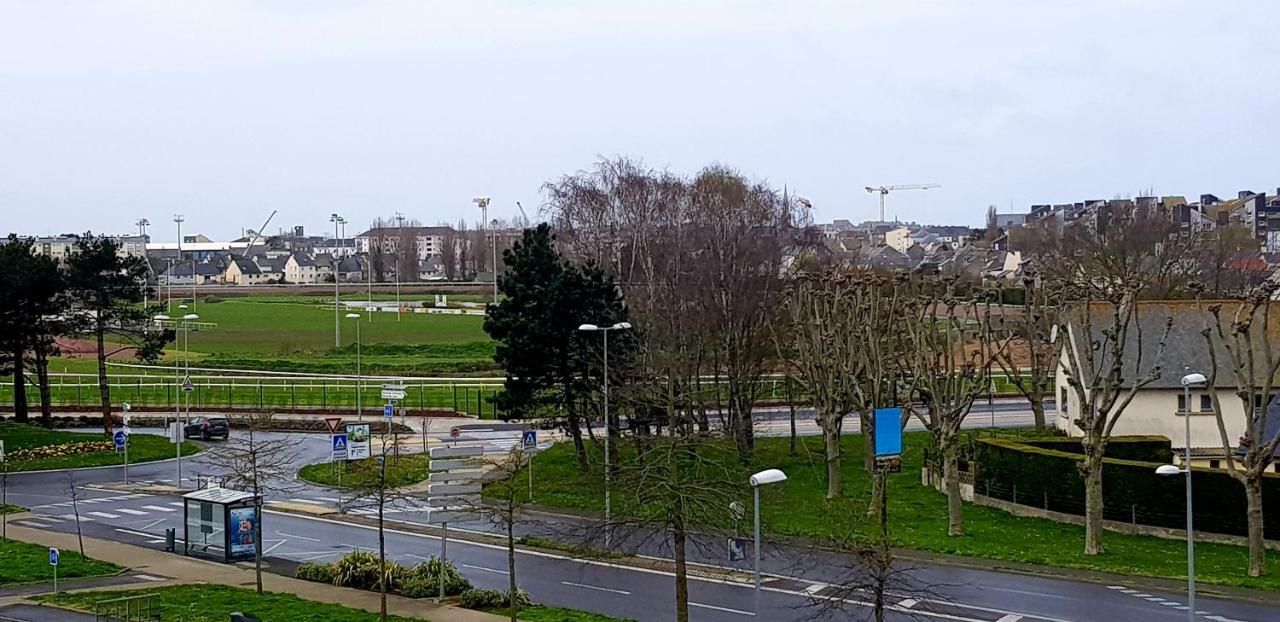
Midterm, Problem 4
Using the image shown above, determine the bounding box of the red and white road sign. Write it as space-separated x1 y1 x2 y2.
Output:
325 417 343 434
449 426 461 439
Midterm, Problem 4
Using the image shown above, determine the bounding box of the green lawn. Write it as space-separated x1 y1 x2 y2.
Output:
0 539 121 584
1 504 27 514
36 584 419 621
299 454 431 489
0 423 200 472
511 431 1280 592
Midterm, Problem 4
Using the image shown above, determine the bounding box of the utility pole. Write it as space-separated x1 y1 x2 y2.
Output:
394 212 405 321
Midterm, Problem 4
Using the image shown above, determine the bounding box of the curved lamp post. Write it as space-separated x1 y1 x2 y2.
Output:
578 321 631 548
1157 371 1206 622
749 468 787 616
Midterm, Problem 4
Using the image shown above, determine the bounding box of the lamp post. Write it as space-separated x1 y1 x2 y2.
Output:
578 321 631 548
330 213 344 346
749 468 787 616
1158 371 1207 622
394 212 405 321
346 313 362 420
473 197 494 304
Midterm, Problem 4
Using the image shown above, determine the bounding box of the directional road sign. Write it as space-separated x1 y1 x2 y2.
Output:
113 430 127 450
381 388 407 400
49 548 59 566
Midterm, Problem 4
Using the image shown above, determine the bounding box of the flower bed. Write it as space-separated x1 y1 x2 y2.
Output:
7 440 113 462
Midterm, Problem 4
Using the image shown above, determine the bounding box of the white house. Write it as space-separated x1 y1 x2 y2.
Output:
1053 302 1277 470
223 259 266 285
284 253 320 284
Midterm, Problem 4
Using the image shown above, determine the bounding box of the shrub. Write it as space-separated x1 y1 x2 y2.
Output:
403 556 471 597
330 550 405 591
459 589 506 610
294 563 334 583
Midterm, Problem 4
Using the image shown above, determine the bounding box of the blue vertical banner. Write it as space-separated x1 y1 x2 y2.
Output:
874 407 903 457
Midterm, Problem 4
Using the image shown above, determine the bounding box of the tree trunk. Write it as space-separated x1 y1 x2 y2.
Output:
35 348 52 429
1030 395 1046 433
785 380 798 456
820 414 842 499
96 322 113 436
673 510 689 622
11 348 28 423
863 412 882 518
378 497 387 621
566 405 588 473
1245 474 1266 577
943 438 964 536
1082 453 1105 556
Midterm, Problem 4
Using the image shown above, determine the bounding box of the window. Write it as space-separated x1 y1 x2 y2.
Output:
1060 388 1068 414
1200 395 1213 412
1210 459 1221 469
1177 394 1187 412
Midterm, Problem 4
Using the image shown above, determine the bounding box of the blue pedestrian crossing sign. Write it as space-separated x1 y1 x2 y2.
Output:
383 403 394 418
49 547 59 566
727 538 747 562
113 430 127 449
522 430 537 449
332 434 348 453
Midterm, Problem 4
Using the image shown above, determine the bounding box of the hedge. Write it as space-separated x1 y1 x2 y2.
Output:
974 436 1280 539
1021 435 1173 463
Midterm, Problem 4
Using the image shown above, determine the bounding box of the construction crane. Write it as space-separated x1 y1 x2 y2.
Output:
864 183 941 222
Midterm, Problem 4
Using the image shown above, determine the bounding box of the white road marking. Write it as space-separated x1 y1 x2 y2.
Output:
290 498 325 505
462 564 509 575
141 505 177 512
898 598 919 608
88 511 121 519
803 583 826 595
17 521 50 528
166 502 184 507
115 528 155 538
562 581 630 595
690 602 755 616
37 516 63 523
116 508 149 516
141 519 166 530
316 497 341 503
133 574 165 582
57 514 91 522
995 615 1022 622
276 531 321 542
263 539 288 555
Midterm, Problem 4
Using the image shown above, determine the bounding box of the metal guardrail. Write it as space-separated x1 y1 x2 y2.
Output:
94 593 161 621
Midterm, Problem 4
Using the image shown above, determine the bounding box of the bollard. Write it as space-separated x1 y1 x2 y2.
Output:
165 528 176 552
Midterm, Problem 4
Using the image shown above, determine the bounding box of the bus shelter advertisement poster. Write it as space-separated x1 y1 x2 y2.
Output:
229 506 258 559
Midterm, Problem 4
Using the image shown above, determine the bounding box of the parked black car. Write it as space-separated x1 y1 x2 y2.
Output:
184 417 230 440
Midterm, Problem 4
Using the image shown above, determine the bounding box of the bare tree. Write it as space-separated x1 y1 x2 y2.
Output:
1199 223 1262 297
63 472 85 557
1198 284 1280 577
901 279 1008 536
201 413 301 593
463 447 533 622
438 223 460 281
992 270 1063 433
781 268 902 501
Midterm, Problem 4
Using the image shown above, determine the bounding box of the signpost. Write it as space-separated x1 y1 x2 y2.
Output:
522 430 537 501
331 434 349 461
728 537 748 562
49 548 59 593
121 404 131 484
1 440 7 540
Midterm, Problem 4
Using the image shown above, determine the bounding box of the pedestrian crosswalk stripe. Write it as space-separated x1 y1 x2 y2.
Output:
141 505 177 512
57 514 92 522
88 511 121 519
17 521 50 528
117 508 149 516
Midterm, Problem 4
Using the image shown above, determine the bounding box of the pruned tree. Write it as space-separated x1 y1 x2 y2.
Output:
780 268 902 501
64 234 173 436
202 412 301 593
992 269 1063 433
901 278 1009 536
1198 283 1280 577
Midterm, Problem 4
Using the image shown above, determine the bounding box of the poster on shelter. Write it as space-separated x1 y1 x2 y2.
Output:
228 506 258 559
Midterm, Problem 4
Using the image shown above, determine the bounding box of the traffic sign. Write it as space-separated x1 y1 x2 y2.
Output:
383 403 394 418
727 537 747 562
521 430 537 449
381 388 407 400
181 376 194 393
113 431 127 450
449 426 461 439
1 439 6 463
324 417 343 434
332 434 349 461
49 548 59 566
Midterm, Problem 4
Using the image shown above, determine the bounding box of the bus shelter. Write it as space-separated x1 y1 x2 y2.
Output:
181 487 261 563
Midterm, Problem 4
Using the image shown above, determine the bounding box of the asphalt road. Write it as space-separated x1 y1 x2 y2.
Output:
5 412 1278 621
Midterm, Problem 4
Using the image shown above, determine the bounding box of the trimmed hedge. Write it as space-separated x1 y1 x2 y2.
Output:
1021 436 1173 463
975 436 1280 539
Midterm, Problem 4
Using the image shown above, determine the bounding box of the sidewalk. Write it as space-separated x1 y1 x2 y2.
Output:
0 519 502 622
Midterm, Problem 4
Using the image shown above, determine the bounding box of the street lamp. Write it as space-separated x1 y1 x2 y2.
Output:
345 313 363 420
1157 371 1207 622
578 321 631 548
473 197 494 304
330 213 344 345
749 468 787 616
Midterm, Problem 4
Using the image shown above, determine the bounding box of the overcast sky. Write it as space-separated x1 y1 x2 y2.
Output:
3 1 1278 241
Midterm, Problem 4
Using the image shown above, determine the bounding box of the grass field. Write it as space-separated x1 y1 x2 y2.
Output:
494 605 635 621
1 504 26 514
510 431 1280 592
36 585 419 621
0 423 200 472
298 454 431 489
0 539 121 584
